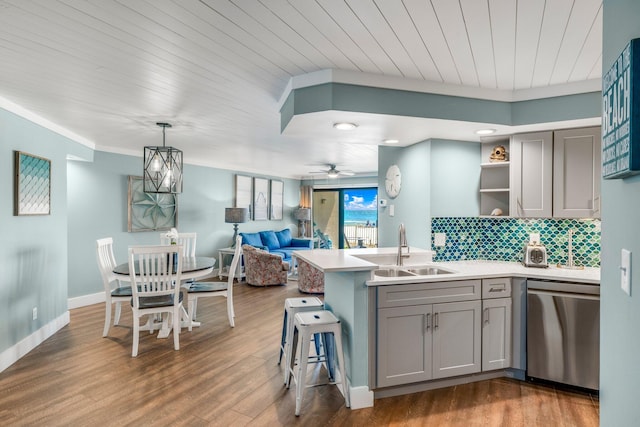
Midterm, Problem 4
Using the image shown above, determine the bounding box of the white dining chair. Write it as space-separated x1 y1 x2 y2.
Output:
187 235 241 328
96 237 132 337
129 245 184 357
160 232 197 259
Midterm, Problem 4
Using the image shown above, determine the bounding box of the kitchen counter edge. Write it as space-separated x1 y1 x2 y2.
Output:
292 250 600 286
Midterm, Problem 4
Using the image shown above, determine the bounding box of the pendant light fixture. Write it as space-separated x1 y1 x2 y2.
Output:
143 122 183 194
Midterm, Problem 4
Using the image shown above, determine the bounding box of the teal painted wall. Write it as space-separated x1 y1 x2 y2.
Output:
282 82 601 129
67 151 302 299
0 108 76 353
323 270 371 388
378 143 431 248
430 139 480 217
601 1 640 425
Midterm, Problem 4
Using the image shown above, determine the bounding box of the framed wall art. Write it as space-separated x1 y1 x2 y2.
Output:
234 174 253 218
603 38 640 178
253 177 269 221
14 151 51 216
128 175 178 232
269 179 283 220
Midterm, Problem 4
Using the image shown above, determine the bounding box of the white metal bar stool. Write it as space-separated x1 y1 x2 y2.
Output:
287 310 350 416
278 297 324 383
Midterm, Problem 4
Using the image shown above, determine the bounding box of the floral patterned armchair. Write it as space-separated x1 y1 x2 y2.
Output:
297 258 324 294
242 245 289 287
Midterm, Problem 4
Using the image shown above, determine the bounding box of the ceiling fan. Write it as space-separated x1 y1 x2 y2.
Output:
309 164 355 178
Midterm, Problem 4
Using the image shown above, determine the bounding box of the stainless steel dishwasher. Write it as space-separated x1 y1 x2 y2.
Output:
527 280 600 390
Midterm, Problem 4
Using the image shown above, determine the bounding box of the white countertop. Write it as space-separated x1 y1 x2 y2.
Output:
293 247 434 272
293 248 600 286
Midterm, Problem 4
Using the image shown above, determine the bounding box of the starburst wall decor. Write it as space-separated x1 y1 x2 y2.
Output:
127 175 177 232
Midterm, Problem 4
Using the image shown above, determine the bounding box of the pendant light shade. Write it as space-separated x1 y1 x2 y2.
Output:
143 122 183 194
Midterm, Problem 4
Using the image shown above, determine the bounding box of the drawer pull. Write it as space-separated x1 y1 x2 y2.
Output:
489 287 504 292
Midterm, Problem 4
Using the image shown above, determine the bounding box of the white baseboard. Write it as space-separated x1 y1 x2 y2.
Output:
68 291 104 309
0 311 70 373
349 385 375 409
333 369 374 409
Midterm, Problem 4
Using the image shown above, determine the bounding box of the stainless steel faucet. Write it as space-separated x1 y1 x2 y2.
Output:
397 223 410 266
567 229 574 268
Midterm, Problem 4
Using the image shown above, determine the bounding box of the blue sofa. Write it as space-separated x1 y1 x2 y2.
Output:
239 229 312 264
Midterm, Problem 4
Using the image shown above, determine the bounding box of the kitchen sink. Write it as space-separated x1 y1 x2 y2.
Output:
406 267 454 275
373 265 456 278
373 268 416 277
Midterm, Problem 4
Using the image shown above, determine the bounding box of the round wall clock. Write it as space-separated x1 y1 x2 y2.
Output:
385 164 401 198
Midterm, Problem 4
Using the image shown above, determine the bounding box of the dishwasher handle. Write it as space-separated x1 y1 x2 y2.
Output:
527 288 600 301
527 280 599 296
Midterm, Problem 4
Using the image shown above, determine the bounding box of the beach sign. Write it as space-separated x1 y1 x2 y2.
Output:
602 38 640 179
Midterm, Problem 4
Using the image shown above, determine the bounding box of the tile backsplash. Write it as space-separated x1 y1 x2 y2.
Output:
431 217 601 267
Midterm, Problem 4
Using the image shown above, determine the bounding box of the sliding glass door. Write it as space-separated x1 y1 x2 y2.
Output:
312 187 378 249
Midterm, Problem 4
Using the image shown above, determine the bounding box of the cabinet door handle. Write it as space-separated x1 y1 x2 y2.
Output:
593 196 601 216
484 308 490 324
425 313 431 331
434 312 439 329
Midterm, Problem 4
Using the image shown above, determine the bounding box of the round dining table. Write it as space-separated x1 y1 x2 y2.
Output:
113 256 216 337
113 256 216 281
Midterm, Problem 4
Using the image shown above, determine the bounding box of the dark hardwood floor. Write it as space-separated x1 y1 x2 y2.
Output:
0 279 599 426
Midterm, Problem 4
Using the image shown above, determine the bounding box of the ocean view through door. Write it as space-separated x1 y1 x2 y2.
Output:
313 188 378 249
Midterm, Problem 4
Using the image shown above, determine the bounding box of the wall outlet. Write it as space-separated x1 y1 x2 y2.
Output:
389 204 394 217
32 307 37 320
434 233 446 247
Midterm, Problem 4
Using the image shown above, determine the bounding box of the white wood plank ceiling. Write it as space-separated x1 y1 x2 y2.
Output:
0 0 602 179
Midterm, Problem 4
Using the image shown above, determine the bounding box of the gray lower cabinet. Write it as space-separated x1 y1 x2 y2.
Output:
481 298 512 371
377 305 433 387
432 300 482 379
481 278 512 371
376 296 482 388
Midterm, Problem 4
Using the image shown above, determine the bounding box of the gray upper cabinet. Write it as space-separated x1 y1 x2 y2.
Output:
510 131 553 217
508 127 601 218
553 127 602 218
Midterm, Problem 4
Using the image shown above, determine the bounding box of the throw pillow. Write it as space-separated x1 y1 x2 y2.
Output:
240 232 263 248
275 228 292 248
259 230 280 250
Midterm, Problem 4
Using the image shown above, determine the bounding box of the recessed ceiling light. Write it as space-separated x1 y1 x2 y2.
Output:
475 129 496 135
383 139 399 144
333 122 357 130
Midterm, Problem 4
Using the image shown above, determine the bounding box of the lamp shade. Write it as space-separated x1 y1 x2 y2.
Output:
225 207 249 224
294 207 311 221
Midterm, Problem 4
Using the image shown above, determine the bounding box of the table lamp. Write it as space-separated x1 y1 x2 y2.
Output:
294 207 311 237
225 207 249 247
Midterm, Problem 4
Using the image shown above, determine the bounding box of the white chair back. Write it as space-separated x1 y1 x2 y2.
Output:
128 245 184 357
96 237 117 284
129 245 183 307
228 236 243 285
187 235 241 328
96 237 131 337
160 232 197 259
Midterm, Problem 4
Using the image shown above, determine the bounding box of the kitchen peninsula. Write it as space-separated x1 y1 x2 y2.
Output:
293 247 600 409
